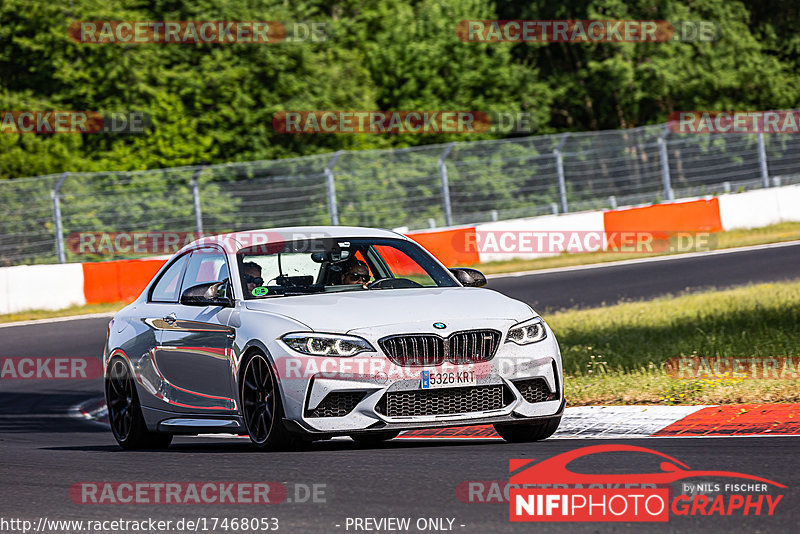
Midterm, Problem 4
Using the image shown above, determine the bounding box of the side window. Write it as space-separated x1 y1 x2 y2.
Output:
150 254 190 302
181 248 229 292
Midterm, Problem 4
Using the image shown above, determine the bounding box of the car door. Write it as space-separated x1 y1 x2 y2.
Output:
153 246 237 413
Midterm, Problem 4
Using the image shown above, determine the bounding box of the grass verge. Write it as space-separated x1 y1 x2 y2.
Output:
473 221 800 275
550 280 800 405
0 302 125 324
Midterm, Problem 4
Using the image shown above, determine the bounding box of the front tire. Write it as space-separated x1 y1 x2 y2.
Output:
493 416 561 443
106 358 172 450
240 353 295 450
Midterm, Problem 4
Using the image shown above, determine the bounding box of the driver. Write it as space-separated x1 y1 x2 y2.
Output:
340 258 371 286
241 262 264 295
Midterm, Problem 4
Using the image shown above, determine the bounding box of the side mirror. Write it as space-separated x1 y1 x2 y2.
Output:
180 281 233 307
449 268 487 288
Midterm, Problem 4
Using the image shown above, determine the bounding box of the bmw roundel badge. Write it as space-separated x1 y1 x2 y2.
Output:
433 322 447 329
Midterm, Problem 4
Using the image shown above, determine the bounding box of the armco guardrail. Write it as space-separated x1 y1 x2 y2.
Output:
2 122 800 266
2 185 798 315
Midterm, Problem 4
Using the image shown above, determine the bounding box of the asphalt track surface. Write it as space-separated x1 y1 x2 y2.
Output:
1 243 799 533
487 240 800 312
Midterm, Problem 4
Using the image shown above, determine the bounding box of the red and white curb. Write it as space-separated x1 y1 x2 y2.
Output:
72 396 109 426
73 398 800 440
399 404 800 439
545 405 711 439
398 406 710 440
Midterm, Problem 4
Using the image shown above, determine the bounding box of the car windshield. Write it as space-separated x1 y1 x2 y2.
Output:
237 237 458 299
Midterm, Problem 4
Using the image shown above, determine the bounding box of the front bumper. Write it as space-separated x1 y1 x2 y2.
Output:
284 397 566 438
271 321 564 436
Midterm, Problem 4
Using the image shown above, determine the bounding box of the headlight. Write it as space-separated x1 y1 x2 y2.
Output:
281 333 375 356
506 317 547 345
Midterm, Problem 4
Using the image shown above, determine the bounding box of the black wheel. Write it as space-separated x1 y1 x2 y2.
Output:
241 353 294 450
106 358 172 450
350 430 400 446
493 416 561 443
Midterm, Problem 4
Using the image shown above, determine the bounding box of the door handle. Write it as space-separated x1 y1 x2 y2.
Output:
163 313 177 325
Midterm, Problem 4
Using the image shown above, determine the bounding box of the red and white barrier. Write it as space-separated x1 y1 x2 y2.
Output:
2 184 799 314
0 263 86 315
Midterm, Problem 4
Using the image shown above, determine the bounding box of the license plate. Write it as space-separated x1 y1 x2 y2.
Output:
421 370 476 389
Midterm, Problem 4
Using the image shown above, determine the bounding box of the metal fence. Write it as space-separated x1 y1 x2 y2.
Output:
2 122 800 266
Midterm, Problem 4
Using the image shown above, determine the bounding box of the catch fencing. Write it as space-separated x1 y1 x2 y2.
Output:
2 123 800 265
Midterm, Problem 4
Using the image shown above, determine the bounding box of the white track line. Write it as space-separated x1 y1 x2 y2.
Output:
0 311 117 329
488 239 800 279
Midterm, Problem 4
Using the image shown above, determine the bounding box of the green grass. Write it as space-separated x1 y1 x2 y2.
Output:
0 302 125 323
472 222 800 275
549 280 800 405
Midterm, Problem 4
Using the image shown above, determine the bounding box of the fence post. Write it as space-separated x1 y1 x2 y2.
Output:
757 132 770 188
190 165 205 236
657 128 674 201
51 172 69 264
438 143 455 227
324 151 343 225
554 133 569 213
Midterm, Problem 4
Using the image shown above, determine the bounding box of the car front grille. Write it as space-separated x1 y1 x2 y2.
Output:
513 377 556 403
305 391 366 418
379 335 444 366
379 329 501 366
375 384 509 417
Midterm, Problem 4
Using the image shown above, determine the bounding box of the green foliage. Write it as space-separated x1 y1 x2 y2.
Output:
2 0 800 255
5 0 796 179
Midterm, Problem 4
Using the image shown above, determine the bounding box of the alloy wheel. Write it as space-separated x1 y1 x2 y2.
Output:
107 359 134 441
242 355 276 444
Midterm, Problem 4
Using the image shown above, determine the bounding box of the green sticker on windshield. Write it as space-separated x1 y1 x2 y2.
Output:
251 287 269 296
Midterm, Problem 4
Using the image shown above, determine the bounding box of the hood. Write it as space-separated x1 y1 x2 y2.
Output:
244 287 533 332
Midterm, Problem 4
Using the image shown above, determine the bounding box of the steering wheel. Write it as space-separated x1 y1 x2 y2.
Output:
366 277 424 289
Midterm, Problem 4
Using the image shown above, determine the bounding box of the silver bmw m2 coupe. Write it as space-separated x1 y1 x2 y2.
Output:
103 227 564 450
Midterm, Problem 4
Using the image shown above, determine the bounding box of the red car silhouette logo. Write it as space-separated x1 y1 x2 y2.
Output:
510 444 785 487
